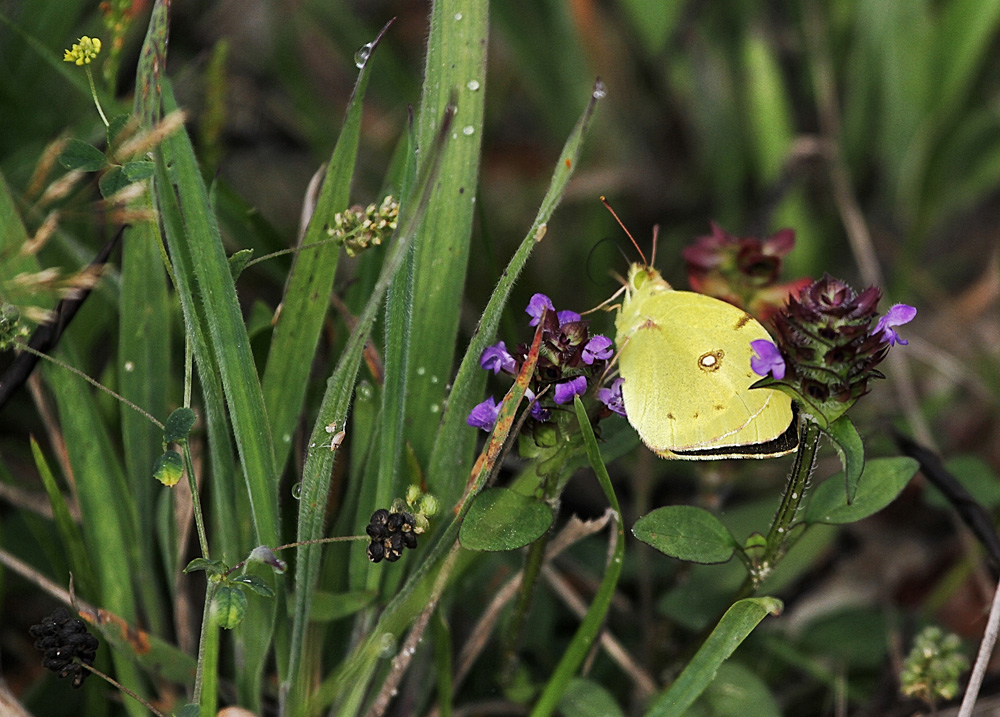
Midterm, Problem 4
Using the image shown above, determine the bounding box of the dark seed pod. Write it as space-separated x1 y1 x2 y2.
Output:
399 512 416 530
366 523 387 540
367 540 385 563
28 608 98 688
402 531 418 549
370 508 390 526
386 512 405 532
384 546 402 562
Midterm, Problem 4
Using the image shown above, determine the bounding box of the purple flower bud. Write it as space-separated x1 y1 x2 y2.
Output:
480 341 516 374
248 546 288 574
873 304 916 346
557 310 582 325
526 294 555 326
526 388 551 421
467 396 500 432
750 339 786 380
553 376 588 404
582 334 613 365
597 377 626 416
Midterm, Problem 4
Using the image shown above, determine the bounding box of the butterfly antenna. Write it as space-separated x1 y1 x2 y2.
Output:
650 224 660 268
601 195 647 266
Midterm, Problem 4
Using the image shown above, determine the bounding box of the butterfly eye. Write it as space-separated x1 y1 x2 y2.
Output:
698 350 724 372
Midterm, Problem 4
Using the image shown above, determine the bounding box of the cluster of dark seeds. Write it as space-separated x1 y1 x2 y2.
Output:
28 608 99 688
366 508 418 563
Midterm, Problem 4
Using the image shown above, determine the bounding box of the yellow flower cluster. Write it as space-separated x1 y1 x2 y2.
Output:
63 36 102 65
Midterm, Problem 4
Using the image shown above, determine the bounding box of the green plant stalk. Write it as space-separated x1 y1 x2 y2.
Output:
502 522 551 682
193 581 220 712
182 442 210 559
734 417 822 601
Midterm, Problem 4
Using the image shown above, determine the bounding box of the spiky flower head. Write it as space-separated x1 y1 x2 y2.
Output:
900 626 968 705
683 222 811 320
751 274 915 425
328 196 399 257
63 36 102 65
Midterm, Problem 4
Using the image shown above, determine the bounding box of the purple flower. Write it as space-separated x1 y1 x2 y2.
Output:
467 396 500 432
526 294 555 326
557 309 582 325
480 341 516 375
526 388 551 421
597 377 626 416
750 339 786 380
873 304 916 346
582 335 613 365
553 376 588 404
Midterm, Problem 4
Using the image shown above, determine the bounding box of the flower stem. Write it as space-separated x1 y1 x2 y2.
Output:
85 67 110 128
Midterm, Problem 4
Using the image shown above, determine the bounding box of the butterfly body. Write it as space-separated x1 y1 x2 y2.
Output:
615 264 796 459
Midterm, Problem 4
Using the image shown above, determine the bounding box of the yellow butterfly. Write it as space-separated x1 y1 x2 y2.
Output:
614 261 797 459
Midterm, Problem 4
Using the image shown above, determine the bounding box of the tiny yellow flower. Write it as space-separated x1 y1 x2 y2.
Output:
63 36 102 66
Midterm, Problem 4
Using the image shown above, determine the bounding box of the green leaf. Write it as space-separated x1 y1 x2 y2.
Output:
558 677 626 717
459 487 554 552
214 585 248 629
123 160 155 181
163 407 197 443
645 597 783 717
107 113 131 145
152 450 183 487
99 165 131 197
176 705 200 717
695 661 781 717
803 457 919 525
184 557 226 575
59 138 107 171
233 574 275 599
302 590 377 622
633 506 739 564
824 414 864 503
227 248 254 280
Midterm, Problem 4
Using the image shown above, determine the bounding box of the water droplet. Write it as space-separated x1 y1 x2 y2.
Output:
378 633 396 656
430 375 439 384
354 42 374 68
291 482 303 500
124 361 134 372
592 79 607 99
357 381 374 401
462 125 474 136
454 12 463 20
430 404 440 414
791 492 798 500
416 366 426 376
282 433 292 444
451 132 458 140
467 79 480 91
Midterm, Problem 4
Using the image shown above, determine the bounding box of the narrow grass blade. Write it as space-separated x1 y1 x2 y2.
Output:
261 19 393 477
283 102 457 713
427 80 604 511
527 397 625 717
644 597 783 717
404 0 488 471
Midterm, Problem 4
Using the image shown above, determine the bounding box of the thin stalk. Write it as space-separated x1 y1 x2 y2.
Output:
502 526 551 683
181 442 210 559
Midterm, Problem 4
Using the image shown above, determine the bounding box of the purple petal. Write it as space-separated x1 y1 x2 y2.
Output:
557 309 582 326
467 396 500 431
480 341 516 375
582 334 613 365
552 376 588 404
874 304 916 346
750 339 786 380
597 377 626 417
526 294 555 326
525 388 551 421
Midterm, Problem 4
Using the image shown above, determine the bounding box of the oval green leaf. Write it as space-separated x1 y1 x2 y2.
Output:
803 457 919 525
233 574 275 599
153 449 183 487
632 505 738 564
558 677 626 717
163 407 197 443
213 585 248 630
59 138 108 171
459 487 553 552
825 414 864 503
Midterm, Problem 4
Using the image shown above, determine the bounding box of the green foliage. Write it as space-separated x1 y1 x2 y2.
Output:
0 0 990 715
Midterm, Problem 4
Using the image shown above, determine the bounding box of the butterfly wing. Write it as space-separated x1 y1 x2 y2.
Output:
618 290 795 459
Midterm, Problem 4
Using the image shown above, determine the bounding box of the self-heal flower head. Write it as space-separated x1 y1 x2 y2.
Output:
553 376 588 404
467 396 500 432
581 335 613 365
480 341 516 375
526 293 555 326
63 36 102 65
874 304 916 346
750 340 786 381
597 377 626 417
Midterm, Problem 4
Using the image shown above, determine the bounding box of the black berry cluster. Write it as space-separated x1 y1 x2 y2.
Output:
366 508 418 563
29 608 99 688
